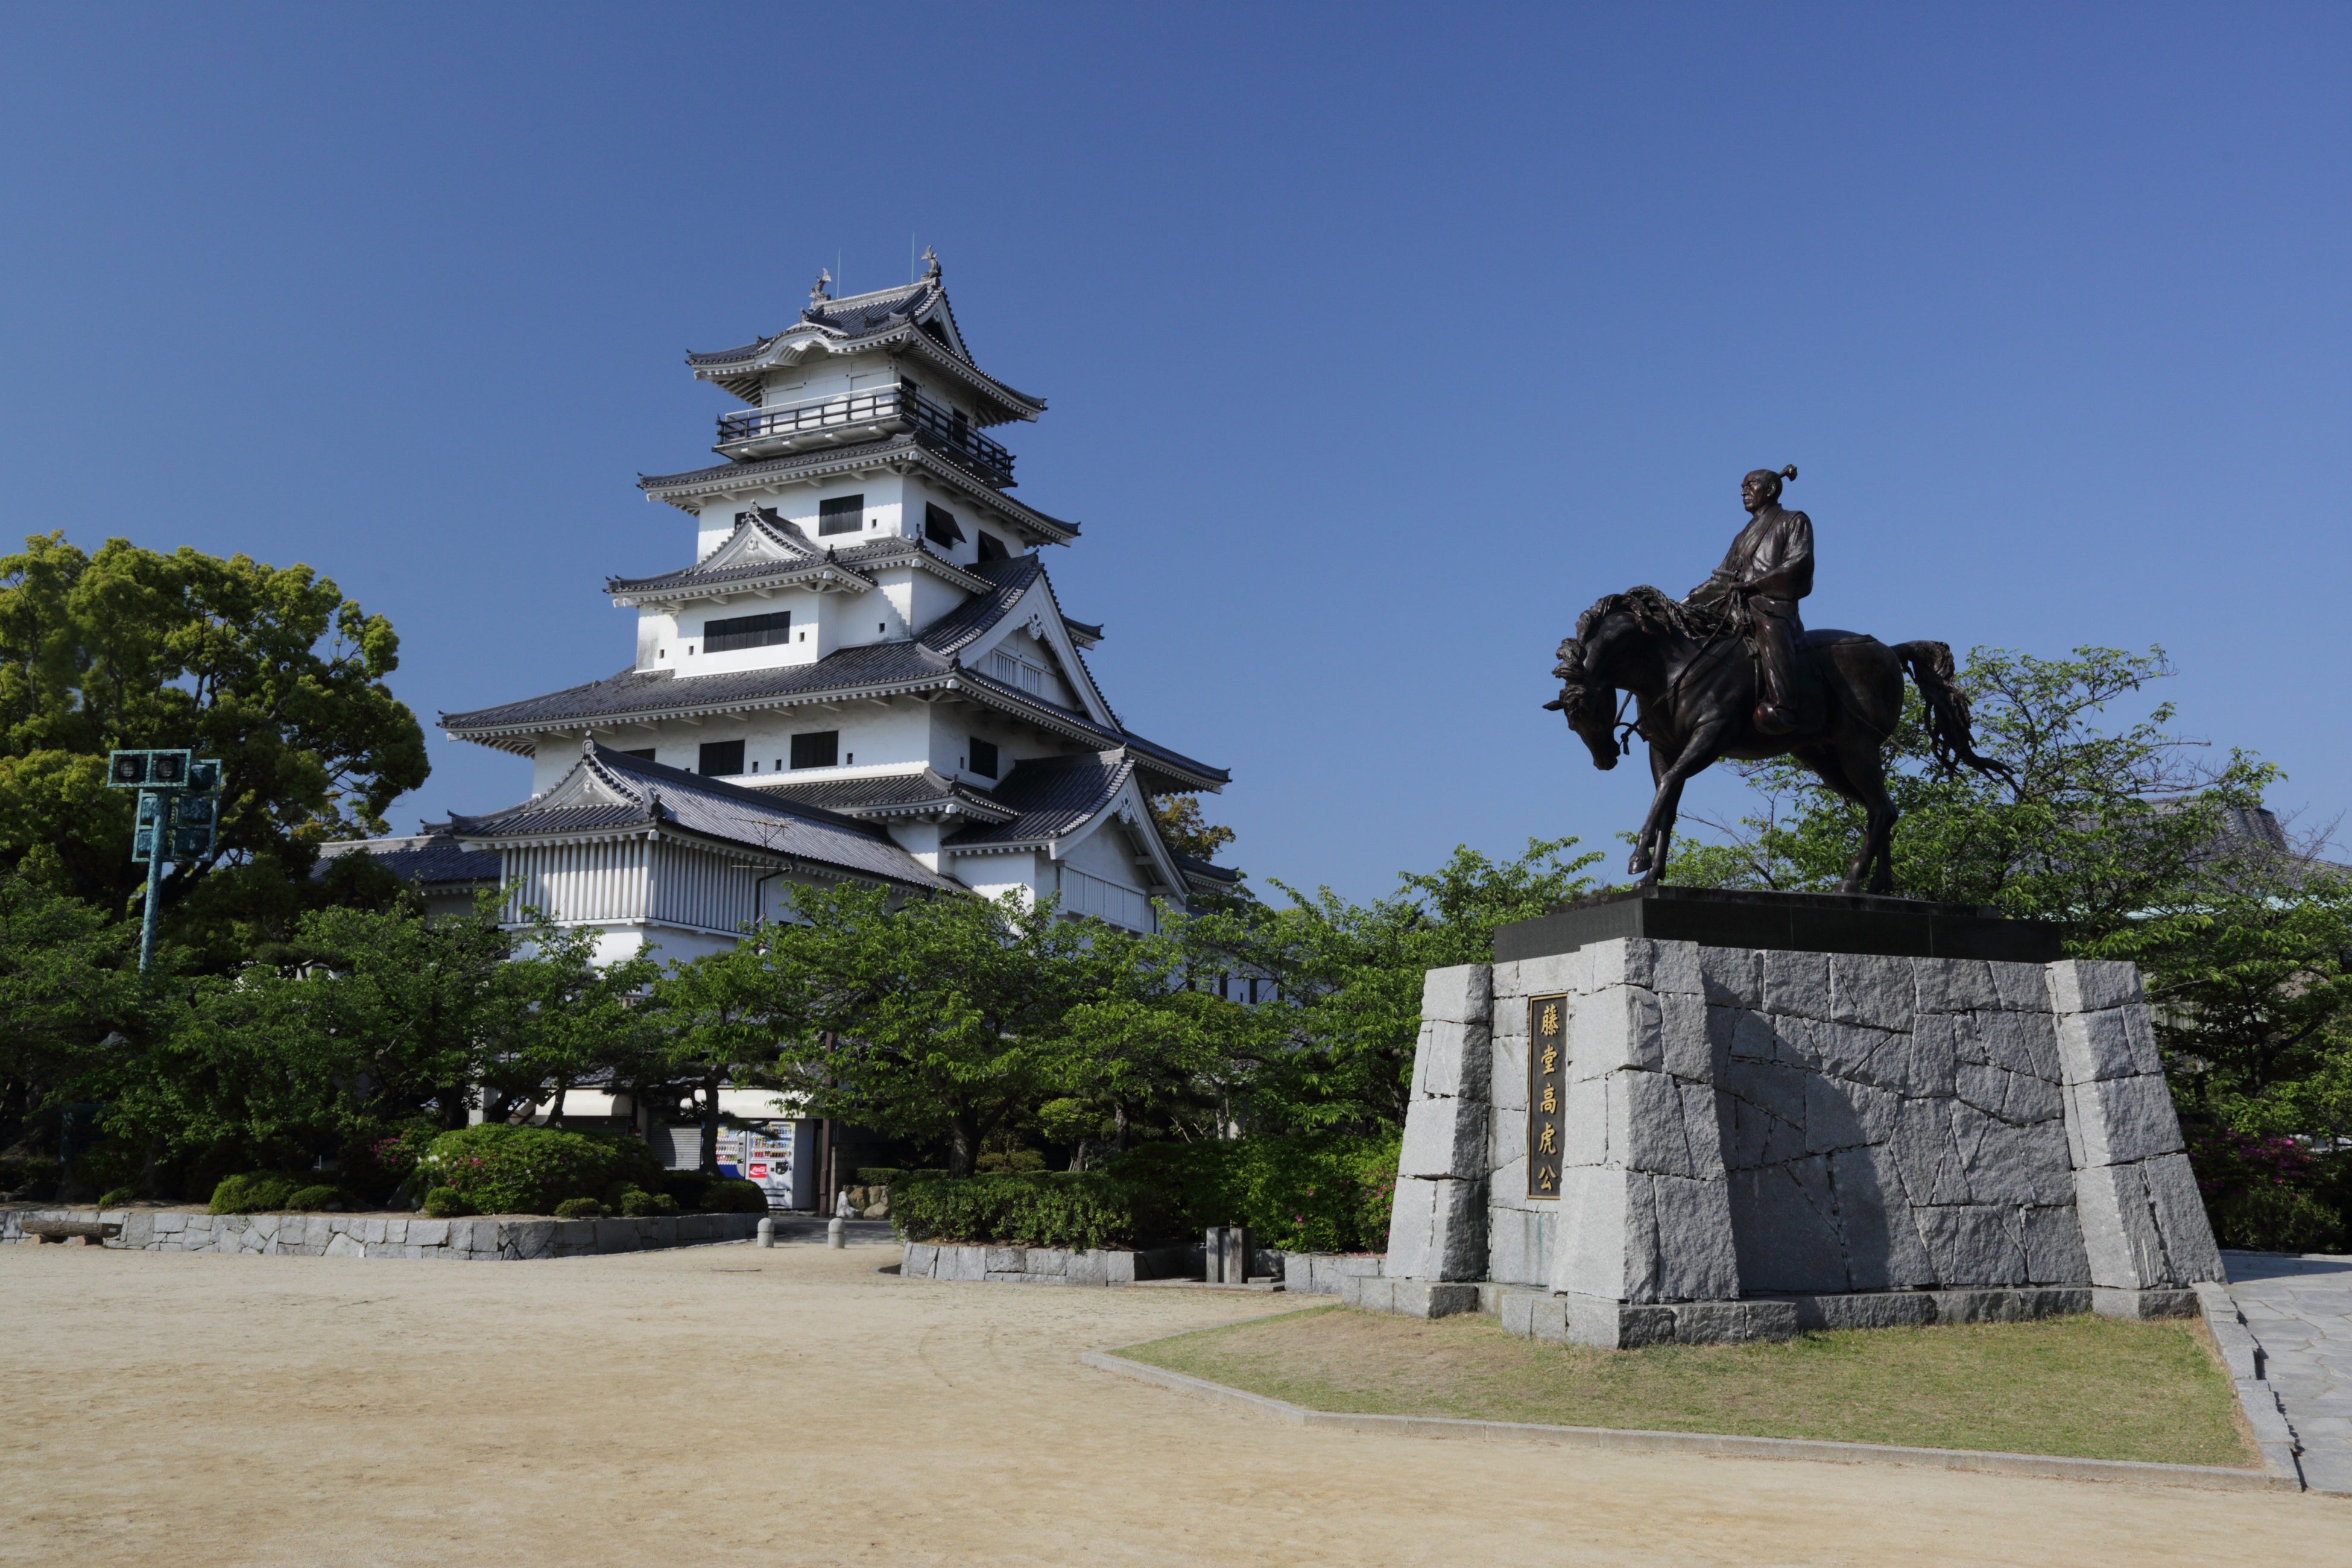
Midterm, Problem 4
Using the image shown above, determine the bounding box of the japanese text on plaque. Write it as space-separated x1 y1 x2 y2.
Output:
1526 993 1566 1198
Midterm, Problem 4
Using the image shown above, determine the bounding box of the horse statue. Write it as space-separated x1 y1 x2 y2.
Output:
1545 586 2012 894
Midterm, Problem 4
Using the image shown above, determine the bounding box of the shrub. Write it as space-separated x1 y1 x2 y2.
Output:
416 1125 666 1215
2189 1129 2347 1253
342 1119 442 1205
697 1178 769 1214
1104 1134 1401 1254
618 1187 677 1218
98 1186 138 1207
286 1185 341 1212
209 1173 303 1215
553 1197 607 1219
855 1167 909 1186
421 1186 474 1218
660 1171 711 1210
891 1171 1171 1250
975 1148 1047 1174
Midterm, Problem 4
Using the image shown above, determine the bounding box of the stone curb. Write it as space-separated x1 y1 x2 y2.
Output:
1081 1346 2301 1493
2196 1279 2311 1491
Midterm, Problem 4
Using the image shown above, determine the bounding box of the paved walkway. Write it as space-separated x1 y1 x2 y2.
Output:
2225 1251 2352 1494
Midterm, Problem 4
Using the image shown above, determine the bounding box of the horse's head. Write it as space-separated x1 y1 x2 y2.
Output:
1545 632 1621 771
1546 588 1690 771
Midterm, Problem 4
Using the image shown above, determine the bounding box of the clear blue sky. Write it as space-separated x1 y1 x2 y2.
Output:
4 4 2345 902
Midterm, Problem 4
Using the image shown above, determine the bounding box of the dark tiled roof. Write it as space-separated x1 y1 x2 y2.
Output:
750 770 1016 823
944 751 1132 849
608 554 868 596
686 282 942 368
441 642 955 732
1174 853 1239 886
451 744 959 893
1116 729 1230 788
315 826 501 888
917 555 1043 655
636 435 1080 541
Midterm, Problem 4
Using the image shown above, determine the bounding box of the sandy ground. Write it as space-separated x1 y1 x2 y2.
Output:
2 1238 2342 1566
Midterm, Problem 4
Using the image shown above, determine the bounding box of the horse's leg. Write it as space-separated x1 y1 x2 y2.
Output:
1789 743 1880 893
1626 736 1680 877
1628 722 1732 886
1844 739 1900 894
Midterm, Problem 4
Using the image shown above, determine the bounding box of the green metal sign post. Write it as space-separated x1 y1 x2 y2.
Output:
106 750 220 973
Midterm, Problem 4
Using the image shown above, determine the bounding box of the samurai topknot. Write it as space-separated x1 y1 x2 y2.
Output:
1745 464 1799 501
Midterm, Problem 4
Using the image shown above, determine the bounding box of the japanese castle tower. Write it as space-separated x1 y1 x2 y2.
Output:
438 254 1231 963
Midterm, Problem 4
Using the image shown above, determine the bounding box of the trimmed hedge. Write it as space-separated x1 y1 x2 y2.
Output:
209 1173 303 1214
416 1125 666 1216
891 1171 1171 1250
697 1178 770 1214
1102 1135 1400 1254
890 1137 1402 1252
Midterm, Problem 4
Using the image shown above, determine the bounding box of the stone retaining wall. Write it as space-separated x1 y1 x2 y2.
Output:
1 1206 762 1260
1282 1252 1386 1295
900 1241 1201 1285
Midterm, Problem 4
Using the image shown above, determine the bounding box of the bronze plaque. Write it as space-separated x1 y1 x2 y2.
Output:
1527 993 1566 1199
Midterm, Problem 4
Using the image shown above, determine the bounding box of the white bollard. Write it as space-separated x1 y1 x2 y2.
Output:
756 1216 774 1248
826 1216 846 1250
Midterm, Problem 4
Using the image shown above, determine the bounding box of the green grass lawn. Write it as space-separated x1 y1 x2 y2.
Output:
1122 1304 2256 1468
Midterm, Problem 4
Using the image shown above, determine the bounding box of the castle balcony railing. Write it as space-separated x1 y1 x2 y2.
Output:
713 384 1014 486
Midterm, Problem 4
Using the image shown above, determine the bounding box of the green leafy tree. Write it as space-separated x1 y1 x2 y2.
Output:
642 940 790 1175
0 532 428 962
92 893 512 1182
1149 794 1236 862
1187 838 1603 1133
0 874 145 1155
481 917 661 1128
764 883 1138 1175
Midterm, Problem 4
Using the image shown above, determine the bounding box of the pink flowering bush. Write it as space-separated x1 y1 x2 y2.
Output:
2186 1128 2343 1253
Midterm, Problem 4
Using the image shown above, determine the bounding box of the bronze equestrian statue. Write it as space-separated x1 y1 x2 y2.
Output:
1546 466 2012 894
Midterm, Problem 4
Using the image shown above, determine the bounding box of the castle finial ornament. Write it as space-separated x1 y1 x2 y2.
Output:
922 245 940 279
810 268 832 305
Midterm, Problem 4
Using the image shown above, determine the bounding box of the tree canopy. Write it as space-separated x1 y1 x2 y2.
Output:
0 532 428 961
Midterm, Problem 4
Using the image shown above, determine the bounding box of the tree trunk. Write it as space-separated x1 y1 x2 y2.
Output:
946 1113 979 1177
548 1080 569 1129
1111 1101 1129 1153
700 1071 724 1175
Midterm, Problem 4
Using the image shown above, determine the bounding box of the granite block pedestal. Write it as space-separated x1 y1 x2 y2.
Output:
1375 889 2222 1347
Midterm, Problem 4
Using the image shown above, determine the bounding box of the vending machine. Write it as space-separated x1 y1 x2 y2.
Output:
711 1122 818 1210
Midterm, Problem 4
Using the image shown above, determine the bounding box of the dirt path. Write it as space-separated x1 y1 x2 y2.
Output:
2 1239 2341 1566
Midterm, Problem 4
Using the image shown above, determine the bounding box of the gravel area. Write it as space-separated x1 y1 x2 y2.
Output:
1 1238 2342 1565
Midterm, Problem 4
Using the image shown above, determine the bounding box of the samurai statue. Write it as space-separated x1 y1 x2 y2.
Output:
1685 464 1819 736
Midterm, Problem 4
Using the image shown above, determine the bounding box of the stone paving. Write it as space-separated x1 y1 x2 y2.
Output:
2225 1250 2352 1494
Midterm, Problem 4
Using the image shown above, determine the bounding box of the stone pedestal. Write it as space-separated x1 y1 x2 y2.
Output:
1371 890 2222 1348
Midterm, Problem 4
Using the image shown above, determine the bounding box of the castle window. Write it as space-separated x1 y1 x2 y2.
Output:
704 610 791 653
698 740 745 777
790 730 839 770
969 738 999 779
818 495 865 536
925 503 964 549
977 531 1007 563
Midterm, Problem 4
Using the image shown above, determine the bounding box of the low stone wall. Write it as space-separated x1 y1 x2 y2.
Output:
1283 1252 1386 1295
1 1206 762 1260
900 1241 1202 1285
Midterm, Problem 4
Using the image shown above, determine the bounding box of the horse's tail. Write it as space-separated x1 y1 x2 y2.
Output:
1895 641 2015 792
